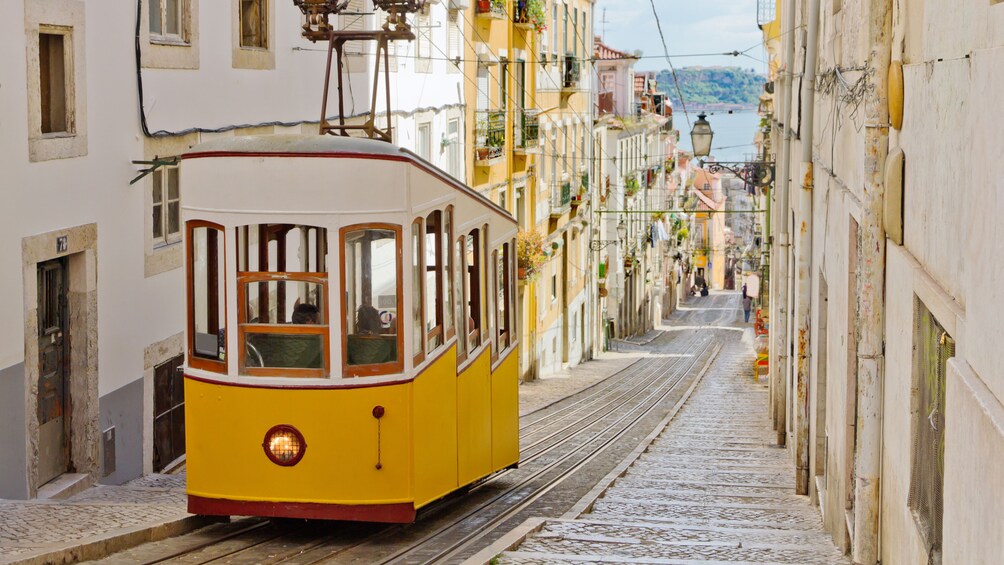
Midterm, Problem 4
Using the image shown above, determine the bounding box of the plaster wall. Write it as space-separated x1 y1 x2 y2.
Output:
0 363 29 499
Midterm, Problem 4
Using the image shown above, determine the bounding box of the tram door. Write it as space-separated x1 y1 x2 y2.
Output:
37 258 69 485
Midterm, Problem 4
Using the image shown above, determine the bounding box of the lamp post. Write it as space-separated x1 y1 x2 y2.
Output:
590 218 628 251
689 112 775 189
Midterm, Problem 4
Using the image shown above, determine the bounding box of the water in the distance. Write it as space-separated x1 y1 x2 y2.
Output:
676 109 761 163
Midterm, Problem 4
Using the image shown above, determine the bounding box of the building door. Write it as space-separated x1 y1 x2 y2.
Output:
37 258 69 486
153 354 185 471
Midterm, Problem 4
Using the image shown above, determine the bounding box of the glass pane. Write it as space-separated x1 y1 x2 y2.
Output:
168 202 180 236
412 223 423 358
454 238 465 358
243 280 324 324
150 0 163 34
190 226 225 361
344 228 399 367
245 333 323 369
166 0 181 35
167 168 179 200
443 210 454 335
152 203 163 240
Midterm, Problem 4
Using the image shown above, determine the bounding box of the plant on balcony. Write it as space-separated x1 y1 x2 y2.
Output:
515 0 547 33
516 230 546 280
477 0 506 14
624 176 641 197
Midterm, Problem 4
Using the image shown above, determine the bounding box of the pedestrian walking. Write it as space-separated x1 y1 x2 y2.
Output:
742 282 748 298
743 294 753 323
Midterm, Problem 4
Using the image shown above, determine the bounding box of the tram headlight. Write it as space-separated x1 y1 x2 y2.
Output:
262 425 307 466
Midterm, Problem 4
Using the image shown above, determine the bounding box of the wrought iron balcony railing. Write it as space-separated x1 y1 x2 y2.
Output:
475 109 505 163
515 109 540 151
550 180 572 217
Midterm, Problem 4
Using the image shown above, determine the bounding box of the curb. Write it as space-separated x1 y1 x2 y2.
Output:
464 342 723 564
6 514 219 565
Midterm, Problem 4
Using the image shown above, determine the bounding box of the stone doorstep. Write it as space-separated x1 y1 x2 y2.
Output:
36 474 91 501
2 514 219 565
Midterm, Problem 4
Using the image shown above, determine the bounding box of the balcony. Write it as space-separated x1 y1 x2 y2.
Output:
571 172 589 207
550 181 572 217
476 0 506 20
513 0 544 31
514 108 540 154
562 54 581 91
474 109 505 165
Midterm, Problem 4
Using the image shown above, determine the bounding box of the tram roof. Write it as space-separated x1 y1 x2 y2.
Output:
184 135 515 225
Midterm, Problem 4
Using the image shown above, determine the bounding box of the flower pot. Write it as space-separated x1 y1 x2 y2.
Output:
518 267 528 280
477 0 491 12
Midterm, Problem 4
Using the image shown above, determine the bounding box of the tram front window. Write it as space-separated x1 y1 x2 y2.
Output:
342 227 401 376
236 224 330 377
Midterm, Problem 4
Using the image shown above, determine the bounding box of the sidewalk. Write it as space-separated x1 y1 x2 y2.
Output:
0 351 641 565
476 340 850 564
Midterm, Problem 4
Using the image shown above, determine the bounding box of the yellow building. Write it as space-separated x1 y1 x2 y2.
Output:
462 0 593 380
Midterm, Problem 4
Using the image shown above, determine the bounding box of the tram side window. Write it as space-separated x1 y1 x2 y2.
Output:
343 227 402 376
443 207 455 340
497 242 511 353
483 224 493 350
465 229 482 353
455 236 467 364
236 224 330 377
425 211 444 353
490 249 499 360
188 223 226 371
412 220 425 365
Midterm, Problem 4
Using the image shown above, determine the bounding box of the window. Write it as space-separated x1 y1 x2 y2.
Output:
237 224 330 377
551 4 558 61
477 65 490 111
483 224 492 349
908 299 955 560
447 119 460 179
150 0 185 42
39 31 69 135
187 222 226 373
551 272 557 302
424 211 444 353
496 242 512 352
447 11 461 66
417 122 432 161
455 236 467 363
412 220 425 364
465 229 482 352
240 0 267 48
443 207 456 339
416 12 432 60
342 226 402 376
500 61 508 110
152 167 181 247
489 250 499 359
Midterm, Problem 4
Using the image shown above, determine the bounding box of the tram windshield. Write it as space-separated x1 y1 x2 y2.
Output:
236 224 329 377
343 227 401 376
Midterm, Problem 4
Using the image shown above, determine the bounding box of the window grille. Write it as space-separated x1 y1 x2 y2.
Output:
757 0 777 26
908 299 954 562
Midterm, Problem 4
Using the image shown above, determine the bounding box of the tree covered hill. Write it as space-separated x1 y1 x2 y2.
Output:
657 67 766 109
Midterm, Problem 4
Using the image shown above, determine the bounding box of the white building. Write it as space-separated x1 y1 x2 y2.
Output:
0 0 463 499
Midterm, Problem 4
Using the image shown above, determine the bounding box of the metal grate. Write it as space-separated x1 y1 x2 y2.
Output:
757 0 777 26
908 299 954 561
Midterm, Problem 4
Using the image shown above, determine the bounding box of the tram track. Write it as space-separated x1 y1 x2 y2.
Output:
127 326 721 565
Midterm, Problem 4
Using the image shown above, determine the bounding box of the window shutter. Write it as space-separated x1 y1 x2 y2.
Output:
418 13 431 59
342 0 367 54
447 11 461 63
476 65 490 110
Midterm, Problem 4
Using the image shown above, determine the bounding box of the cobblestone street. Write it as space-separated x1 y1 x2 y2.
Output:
492 294 850 564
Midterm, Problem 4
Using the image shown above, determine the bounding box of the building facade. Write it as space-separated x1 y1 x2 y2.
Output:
760 0 1004 562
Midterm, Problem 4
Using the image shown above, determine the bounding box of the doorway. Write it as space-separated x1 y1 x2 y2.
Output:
153 354 185 472
37 258 69 486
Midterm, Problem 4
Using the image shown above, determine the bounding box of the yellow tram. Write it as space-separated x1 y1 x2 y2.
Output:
181 135 519 523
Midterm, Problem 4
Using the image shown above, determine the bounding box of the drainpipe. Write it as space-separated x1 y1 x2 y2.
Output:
794 0 820 496
853 0 891 562
771 0 797 445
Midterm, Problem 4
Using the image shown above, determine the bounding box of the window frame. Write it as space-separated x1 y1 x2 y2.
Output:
443 206 456 341
424 211 445 354
412 219 426 366
150 0 188 44
455 235 468 366
239 0 268 49
339 223 405 378
236 271 331 378
152 166 182 248
465 229 482 354
186 220 227 374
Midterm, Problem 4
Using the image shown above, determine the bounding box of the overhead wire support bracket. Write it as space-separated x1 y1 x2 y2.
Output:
130 156 181 185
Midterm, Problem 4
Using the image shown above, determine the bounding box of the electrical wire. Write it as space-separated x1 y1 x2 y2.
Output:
646 0 691 132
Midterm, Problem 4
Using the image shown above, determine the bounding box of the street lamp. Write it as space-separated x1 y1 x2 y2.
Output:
590 218 629 251
689 112 775 188
690 112 714 158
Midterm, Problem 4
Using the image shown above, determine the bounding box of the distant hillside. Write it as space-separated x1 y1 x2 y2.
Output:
656 67 766 109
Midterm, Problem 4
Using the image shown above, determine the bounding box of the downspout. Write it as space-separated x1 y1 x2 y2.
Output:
794 0 820 496
771 0 797 445
853 0 892 562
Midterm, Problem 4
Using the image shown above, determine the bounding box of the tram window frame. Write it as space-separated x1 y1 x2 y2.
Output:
490 249 499 363
235 223 330 378
497 242 511 353
412 219 425 366
482 224 492 350
424 211 444 354
186 220 226 373
465 229 481 354
341 224 404 377
455 235 468 365
443 206 455 341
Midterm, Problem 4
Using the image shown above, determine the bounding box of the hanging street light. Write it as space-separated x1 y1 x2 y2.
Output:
688 112 775 189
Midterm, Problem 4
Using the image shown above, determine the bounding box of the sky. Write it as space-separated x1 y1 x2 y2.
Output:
593 0 768 73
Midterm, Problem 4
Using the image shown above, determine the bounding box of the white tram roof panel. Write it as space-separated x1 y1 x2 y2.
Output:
183 135 515 225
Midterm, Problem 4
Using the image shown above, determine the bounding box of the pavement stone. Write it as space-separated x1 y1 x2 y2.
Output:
491 336 851 564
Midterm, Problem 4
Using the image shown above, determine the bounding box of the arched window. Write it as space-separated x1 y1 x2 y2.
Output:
187 221 226 373
341 225 402 377
235 223 330 378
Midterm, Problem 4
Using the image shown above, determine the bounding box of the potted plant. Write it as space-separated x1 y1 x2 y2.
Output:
516 0 546 33
624 176 640 197
516 230 546 281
